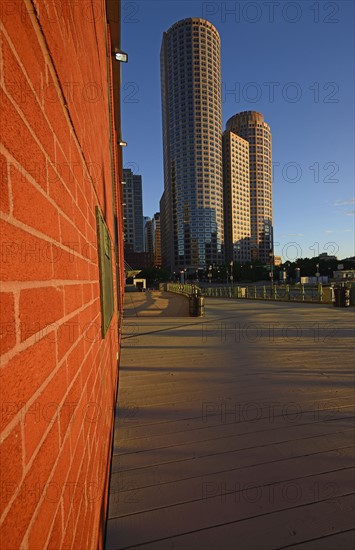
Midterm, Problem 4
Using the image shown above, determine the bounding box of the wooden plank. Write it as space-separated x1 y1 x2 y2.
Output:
105 297 355 550
112 498 355 550
106 482 354 549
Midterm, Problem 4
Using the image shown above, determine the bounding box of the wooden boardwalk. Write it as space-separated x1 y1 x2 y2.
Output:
105 291 355 550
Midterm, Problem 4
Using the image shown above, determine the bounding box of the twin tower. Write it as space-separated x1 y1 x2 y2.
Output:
160 18 273 272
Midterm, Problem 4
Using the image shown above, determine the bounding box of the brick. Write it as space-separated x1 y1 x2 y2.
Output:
80 233 96 262
76 257 90 280
91 282 100 301
0 152 10 214
24 362 67 463
76 183 88 219
46 505 63 549
79 302 96 330
19 286 64 342
82 283 91 305
30 420 60 482
44 76 71 159
60 214 78 249
0 220 53 282
11 166 60 241
72 513 86 550
0 422 59 550
2 38 55 161
1 93 47 189
0 424 23 516
0 336 56 431
90 262 99 280
52 244 78 280
62 440 85 521
48 170 74 220
63 283 83 316
72 203 87 237
61 510 75 550
49 436 70 498
66 337 85 384
59 379 81 442
1 1 123 546
27 495 60 550
0 292 16 355
57 316 80 362
69 404 86 459
0 2 46 91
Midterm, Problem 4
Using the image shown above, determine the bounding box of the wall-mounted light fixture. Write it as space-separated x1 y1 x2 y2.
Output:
114 49 128 63
119 141 127 147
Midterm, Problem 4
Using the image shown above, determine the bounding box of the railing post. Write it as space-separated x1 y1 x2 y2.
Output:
318 283 323 303
262 286 266 299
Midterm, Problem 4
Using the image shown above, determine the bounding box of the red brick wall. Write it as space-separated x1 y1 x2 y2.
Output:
0 1 124 547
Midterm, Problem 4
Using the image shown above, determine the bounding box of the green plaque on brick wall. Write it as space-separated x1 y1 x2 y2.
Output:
96 206 114 338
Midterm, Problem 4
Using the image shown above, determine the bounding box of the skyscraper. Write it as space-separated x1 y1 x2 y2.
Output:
160 18 224 272
143 216 154 265
152 212 162 267
222 130 251 263
225 111 273 264
122 168 144 253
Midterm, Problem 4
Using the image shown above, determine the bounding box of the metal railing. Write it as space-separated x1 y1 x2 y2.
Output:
164 283 200 297
163 283 337 304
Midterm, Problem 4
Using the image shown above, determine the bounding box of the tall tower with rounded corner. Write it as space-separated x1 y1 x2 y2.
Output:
160 18 224 272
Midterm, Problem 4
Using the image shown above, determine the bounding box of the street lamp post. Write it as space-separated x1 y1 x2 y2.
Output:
230 260 234 286
269 250 274 288
269 223 274 288
316 263 320 283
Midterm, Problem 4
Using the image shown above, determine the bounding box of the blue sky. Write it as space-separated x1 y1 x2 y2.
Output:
121 0 354 261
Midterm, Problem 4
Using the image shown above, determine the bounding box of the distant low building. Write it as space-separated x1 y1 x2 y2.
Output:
301 276 328 284
333 270 355 281
124 244 151 269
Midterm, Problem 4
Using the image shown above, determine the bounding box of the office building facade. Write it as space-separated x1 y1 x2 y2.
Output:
160 18 224 272
226 111 273 264
153 212 162 267
144 217 154 263
122 168 144 253
222 130 251 263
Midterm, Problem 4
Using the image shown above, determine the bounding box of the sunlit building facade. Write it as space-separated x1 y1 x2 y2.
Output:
226 111 273 264
222 130 251 263
160 18 224 271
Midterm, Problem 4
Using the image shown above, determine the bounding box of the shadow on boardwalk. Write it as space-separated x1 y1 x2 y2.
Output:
123 290 189 317
105 294 355 550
